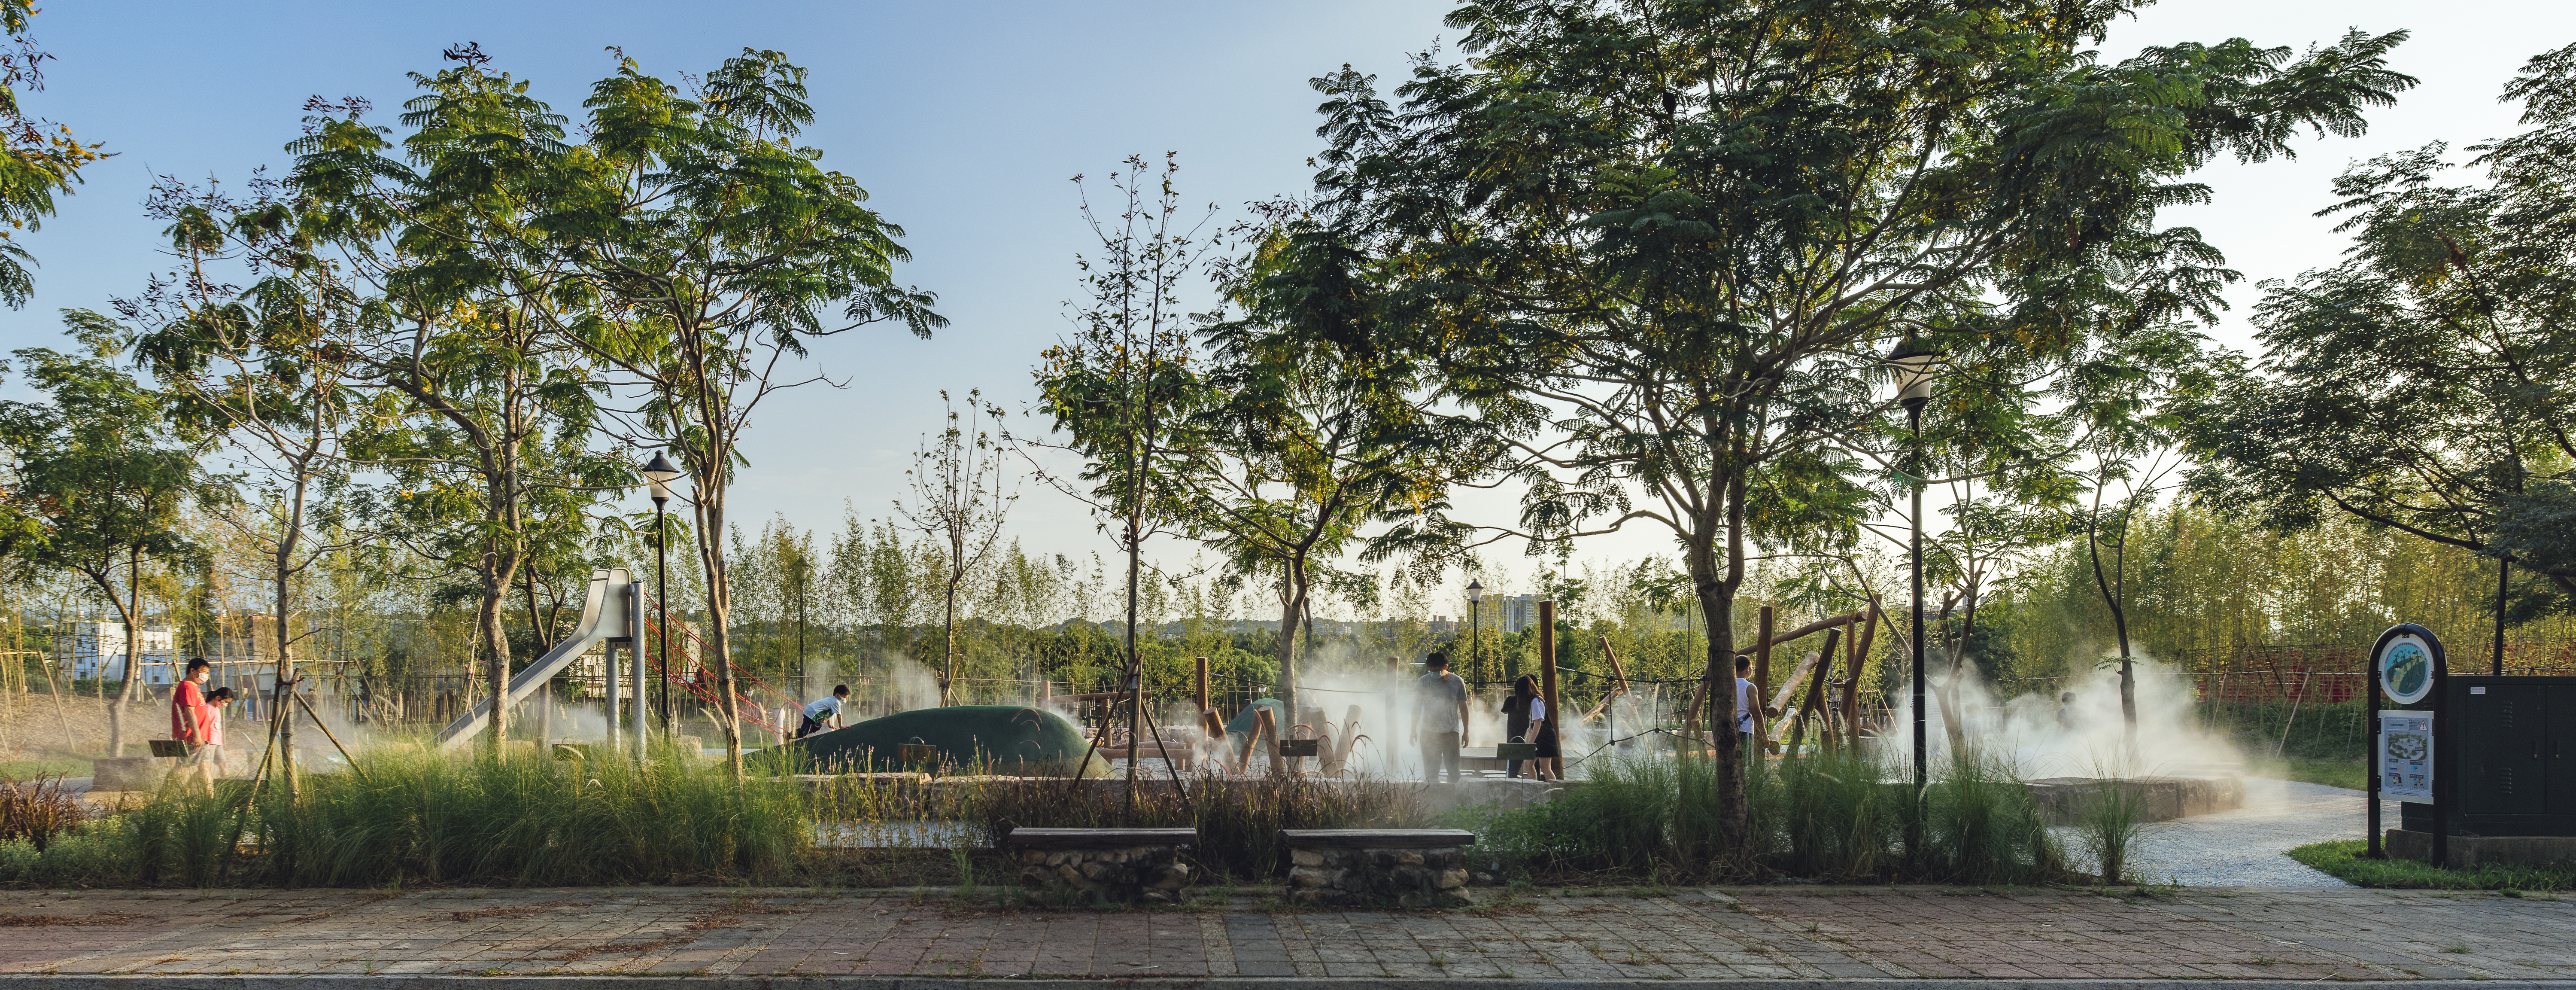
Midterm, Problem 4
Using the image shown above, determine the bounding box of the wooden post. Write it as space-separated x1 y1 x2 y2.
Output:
1791 628 1841 755
1754 606 1775 701
1845 601 1878 749
1538 600 1559 777
1194 656 1211 723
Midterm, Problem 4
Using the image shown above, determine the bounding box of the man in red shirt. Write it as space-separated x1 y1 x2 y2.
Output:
172 658 213 748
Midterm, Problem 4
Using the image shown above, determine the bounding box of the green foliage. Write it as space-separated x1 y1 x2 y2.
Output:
0 0 103 307
2188 43 2576 610
2288 840 2576 890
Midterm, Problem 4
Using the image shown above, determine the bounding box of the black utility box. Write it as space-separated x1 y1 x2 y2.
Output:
2402 676 2576 837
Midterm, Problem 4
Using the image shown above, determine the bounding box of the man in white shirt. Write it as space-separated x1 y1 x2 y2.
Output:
1411 652 1470 783
1734 655 1762 754
797 685 852 739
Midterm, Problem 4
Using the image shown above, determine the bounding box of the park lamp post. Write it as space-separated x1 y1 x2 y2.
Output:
1885 336 1943 791
1466 580 1484 683
642 451 683 740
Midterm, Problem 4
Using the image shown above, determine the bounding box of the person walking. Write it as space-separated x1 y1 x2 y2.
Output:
172 659 213 750
797 685 851 739
1501 675 1535 778
1411 652 1470 783
201 686 234 777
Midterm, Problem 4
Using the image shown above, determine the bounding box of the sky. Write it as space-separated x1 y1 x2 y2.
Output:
3 0 2567 614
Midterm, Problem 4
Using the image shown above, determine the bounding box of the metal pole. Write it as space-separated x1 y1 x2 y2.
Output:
1910 403 1926 790
629 582 646 759
1472 600 1481 684
656 502 672 740
2494 557 2508 676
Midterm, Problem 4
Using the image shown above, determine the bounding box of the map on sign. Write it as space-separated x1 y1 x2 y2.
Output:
2379 711 2433 800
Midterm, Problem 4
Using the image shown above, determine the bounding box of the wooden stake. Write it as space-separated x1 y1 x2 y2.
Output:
1846 600 1880 747
1754 606 1775 701
1789 628 1841 755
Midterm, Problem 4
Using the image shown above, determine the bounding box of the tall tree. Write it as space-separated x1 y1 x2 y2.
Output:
1302 0 2412 860
898 390 1016 707
0 332 207 755
2189 43 2576 612
286 68 619 751
1188 221 1488 716
542 49 943 774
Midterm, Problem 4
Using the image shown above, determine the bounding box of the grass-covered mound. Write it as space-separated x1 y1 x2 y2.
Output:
784 705 1108 776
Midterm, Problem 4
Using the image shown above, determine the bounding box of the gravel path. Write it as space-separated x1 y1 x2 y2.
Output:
2107 777 2363 886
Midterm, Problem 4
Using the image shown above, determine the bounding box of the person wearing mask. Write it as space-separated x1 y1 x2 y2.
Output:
1411 652 1470 783
798 685 851 739
172 659 213 751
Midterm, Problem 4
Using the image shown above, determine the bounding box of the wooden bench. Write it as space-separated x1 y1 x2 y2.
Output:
1280 829 1477 906
1003 828 1197 903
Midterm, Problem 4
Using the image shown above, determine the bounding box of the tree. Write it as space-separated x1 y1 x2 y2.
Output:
0 332 207 756
1021 154 1218 806
0 0 104 306
284 68 620 751
1301 0 2412 861
2189 43 2576 613
1187 220 1488 716
898 390 1016 706
121 171 377 790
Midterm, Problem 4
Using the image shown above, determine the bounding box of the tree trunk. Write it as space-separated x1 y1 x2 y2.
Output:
1273 562 1305 724
1686 469 1750 867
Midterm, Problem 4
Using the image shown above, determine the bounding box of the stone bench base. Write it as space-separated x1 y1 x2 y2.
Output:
1282 829 1476 907
1005 828 1195 905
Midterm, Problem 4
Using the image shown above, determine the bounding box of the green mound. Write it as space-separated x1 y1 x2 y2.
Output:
777 705 1109 776
1224 698 1288 759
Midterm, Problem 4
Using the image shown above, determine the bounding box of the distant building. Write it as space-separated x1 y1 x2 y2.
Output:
65 623 179 685
1494 594 1542 634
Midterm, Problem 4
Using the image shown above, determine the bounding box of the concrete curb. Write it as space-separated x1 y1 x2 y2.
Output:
6 980 2576 990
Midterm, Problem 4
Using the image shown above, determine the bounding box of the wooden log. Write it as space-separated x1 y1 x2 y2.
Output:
1765 649 1825 746
1586 636 1629 719
1255 705 1280 776
1194 656 1211 720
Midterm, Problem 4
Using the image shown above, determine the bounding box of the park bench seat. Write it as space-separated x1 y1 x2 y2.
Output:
1279 828 1476 850
1002 827 1197 850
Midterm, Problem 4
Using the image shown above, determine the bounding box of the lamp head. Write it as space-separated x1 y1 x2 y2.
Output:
1883 335 1945 411
1466 579 1484 603
642 451 682 504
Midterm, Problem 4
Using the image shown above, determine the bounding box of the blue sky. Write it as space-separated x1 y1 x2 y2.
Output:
5 0 2566 610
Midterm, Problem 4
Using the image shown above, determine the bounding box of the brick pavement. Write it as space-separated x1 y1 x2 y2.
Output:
0 884 2567 982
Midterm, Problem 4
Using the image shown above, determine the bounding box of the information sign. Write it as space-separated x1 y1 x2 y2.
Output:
2378 710 2433 801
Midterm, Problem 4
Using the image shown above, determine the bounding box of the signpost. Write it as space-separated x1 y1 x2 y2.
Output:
2366 623 2448 862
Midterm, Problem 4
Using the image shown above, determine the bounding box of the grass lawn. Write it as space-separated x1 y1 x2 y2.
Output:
2246 755 2366 790
2289 840 2576 891
0 757 93 780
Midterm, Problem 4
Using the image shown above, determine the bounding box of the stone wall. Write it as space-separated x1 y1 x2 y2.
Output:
1288 846 1470 907
1014 844 1193 904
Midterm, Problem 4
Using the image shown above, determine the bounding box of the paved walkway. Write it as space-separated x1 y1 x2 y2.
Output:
2122 778 2363 886
0 884 2568 982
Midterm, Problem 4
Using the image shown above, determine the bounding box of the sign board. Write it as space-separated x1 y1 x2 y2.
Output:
2376 630 2437 704
2378 710 2433 800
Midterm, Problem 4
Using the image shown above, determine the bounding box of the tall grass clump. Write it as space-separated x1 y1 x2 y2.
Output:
2072 773 2158 884
0 741 811 888
0 775 86 851
1466 747 2065 884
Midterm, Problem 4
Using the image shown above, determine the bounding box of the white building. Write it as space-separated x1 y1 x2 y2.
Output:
66 623 180 684
1493 594 1543 634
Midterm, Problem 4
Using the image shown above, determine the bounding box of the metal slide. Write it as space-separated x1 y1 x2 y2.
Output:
434 567 639 750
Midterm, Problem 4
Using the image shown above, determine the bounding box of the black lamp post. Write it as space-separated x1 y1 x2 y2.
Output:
643 451 682 739
1466 580 1484 683
1886 336 1942 790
